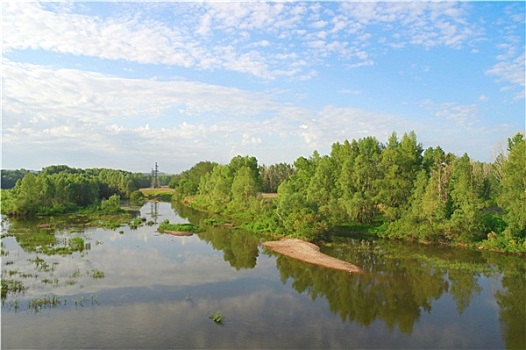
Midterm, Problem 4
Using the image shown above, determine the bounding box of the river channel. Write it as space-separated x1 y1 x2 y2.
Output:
1 201 524 349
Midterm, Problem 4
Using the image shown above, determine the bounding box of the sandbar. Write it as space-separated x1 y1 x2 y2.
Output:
159 230 194 236
262 238 364 274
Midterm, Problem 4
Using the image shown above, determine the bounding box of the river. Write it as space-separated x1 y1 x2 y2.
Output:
1 201 524 349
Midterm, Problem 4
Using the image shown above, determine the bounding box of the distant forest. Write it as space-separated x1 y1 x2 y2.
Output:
2 131 524 254
1 166 163 215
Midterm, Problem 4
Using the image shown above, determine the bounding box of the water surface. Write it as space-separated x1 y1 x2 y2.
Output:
1 202 524 349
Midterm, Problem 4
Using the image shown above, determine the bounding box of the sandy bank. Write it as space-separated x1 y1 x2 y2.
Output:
262 238 364 274
159 230 194 236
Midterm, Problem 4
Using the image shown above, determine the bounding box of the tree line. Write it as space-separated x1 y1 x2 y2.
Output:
2 131 524 253
1 165 152 215
170 131 525 254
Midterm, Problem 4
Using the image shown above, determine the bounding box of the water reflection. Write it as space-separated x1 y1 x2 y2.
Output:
173 201 261 270
1 203 525 349
199 226 260 270
486 254 526 350
265 238 525 348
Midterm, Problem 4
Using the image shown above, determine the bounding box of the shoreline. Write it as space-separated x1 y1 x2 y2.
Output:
262 238 364 274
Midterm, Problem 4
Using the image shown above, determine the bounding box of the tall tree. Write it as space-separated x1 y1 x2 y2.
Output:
447 153 485 242
231 166 259 205
348 136 382 223
497 135 526 242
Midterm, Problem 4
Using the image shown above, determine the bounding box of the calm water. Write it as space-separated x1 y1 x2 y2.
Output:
1 202 525 349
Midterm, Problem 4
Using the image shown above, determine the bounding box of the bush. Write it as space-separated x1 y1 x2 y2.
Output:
100 195 122 214
130 190 145 205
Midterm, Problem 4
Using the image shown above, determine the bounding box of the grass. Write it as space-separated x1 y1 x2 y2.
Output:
158 220 202 233
259 192 278 200
140 187 175 201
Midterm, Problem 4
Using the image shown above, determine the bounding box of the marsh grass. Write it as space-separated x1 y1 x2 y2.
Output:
74 294 99 307
41 277 59 285
1 279 27 299
28 295 63 312
91 269 105 279
28 256 55 272
129 216 147 229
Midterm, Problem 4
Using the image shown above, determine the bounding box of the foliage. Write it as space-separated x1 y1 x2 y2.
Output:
172 131 524 253
496 135 526 241
169 161 218 199
1 169 32 189
1 166 150 216
130 190 145 205
5 131 524 254
100 195 122 214
197 156 263 213
260 162 294 192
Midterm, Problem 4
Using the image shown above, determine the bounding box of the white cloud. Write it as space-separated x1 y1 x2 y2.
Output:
1 60 291 169
339 2 479 49
485 3 525 100
2 1 483 83
1 2 521 171
2 60 276 124
338 89 362 95
435 103 480 127
486 51 525 100
3 58 421 169
3 2 196 67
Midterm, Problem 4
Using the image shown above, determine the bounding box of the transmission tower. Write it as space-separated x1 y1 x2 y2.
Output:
151 162 159 188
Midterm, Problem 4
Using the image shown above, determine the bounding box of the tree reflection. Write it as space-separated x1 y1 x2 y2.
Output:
266 238 525 341
199 226 259 270
6 217 89 255
173 202 261 270
483 253 526 350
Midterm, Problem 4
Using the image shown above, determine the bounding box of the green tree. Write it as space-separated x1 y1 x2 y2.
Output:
497 136 526 244
1 169 31 189
14 173 43 214
446 154 485 242
347 137 382 223
276 180 329 239
169 161 217 199
199 165 233 211
306 155 341 223
231 166 259 206
378 131 423 221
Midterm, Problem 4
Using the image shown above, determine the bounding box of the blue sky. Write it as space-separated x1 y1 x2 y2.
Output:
2 1 524 173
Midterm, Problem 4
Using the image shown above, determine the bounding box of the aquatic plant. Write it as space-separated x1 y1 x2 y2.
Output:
209 311 224 324
28 294 63 312
91 269 105 278
1 279 28 299
158 221 202 233
69 236 85 251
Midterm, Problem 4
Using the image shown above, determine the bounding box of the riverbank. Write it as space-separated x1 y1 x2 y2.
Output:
262 238 364 274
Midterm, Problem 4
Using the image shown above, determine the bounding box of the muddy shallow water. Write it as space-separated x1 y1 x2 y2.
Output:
1 202 524 349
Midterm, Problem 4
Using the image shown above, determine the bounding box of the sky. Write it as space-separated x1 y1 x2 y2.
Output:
2 1 525 174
